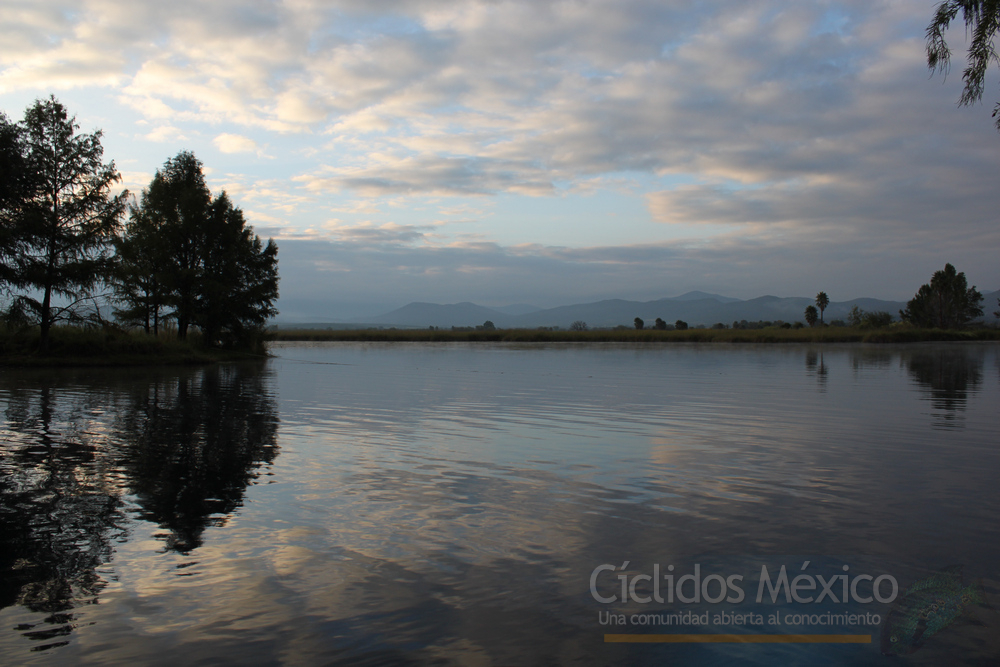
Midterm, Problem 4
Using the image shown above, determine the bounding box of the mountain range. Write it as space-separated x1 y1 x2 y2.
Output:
332 290 1000 329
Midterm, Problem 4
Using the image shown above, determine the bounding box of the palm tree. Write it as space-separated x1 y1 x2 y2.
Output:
815 292 830 324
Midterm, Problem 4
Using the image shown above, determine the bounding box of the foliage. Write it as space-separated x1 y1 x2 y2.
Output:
674 319 688 331
130 152 213 339
197 192 279 348
653 317 667 330
847 305 895 328
815 292 829 323
482 320 496 330
847 305 864 327
0 112 34 287
112 203 171 335
863 311 894 328
899 263 983 329
733 319 788 330
120 152 279 349
570 320 588 331
926 0 1000 131
804 305 818 327
634 317 644 330
3 97 127 351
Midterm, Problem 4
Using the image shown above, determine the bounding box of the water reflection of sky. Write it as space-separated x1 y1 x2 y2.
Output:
1 343 998 665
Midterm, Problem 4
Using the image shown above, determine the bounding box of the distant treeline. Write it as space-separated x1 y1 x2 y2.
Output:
272 326 1000 344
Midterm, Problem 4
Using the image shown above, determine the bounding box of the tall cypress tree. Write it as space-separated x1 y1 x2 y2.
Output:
120 151 278 347
198 192 279 348
111 204 171 335
8 97 127 351
1 112 34 288
129 151 213 340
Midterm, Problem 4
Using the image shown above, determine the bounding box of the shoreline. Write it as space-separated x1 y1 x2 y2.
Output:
3 327 997 367
0 328 268 368
270 327 1000 345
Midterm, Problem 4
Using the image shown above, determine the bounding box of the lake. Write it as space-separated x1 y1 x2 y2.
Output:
1 342 998 665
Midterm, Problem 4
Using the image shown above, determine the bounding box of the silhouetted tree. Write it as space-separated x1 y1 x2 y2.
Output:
674 319 688 330
0 112 34 288
847 305 894 328
5 98 127 350
111 204 171 335
804 305 818 327
867 311 894 327
482 320 496 331
900 263 983 329
815 292 829 323
130 152 212 339
654 317 667 330
847 305 864 327
633 317 644 330
570 320 588 331
121 152 279 347
197 193 279 347
927 0 1000 131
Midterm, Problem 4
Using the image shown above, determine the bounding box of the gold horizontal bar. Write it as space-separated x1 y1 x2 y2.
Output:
604 634 871 644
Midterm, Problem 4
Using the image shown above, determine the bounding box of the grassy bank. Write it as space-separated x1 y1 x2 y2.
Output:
272 326 1000 344
0 326 264 367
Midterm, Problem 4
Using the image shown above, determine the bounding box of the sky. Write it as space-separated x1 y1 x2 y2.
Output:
1 0 998 320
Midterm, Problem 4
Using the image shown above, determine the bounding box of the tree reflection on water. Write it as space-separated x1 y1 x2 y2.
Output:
903 346 984 429
0 363 278 651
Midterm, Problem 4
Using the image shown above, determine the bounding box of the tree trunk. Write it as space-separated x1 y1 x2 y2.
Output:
39 284 52 353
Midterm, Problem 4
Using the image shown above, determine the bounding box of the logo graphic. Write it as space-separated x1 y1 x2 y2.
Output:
880 565 990 656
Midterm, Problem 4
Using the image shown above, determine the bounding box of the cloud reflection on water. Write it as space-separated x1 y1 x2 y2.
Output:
1 343 998 664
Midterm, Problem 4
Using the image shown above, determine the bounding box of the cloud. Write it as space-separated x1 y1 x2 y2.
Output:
144 125 187 143
1 0 997 308
273 217 999 317
213 132 260 154
299 154 555 197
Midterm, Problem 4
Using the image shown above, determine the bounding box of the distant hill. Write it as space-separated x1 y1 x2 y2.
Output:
359 301 511 328
670 291 742 303
491 303 543 316
341 290 1000 329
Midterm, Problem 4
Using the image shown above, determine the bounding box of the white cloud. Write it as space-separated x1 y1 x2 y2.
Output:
144 125 187 143
1 0 998 305
213 132 260 154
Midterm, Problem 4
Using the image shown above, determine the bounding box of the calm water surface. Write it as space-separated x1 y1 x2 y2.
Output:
1 342 998 665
